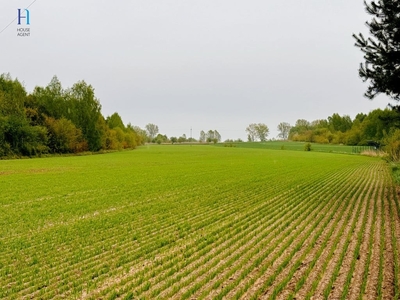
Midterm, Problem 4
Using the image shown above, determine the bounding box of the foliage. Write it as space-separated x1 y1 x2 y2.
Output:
383 129 400 161
199 130 206 143
304 143 312 151
246 123 269 142
45 117 87 153
288 109 400 148
0 74 141 157
107 112 125 131
145 123 159 142
155 134 169 144
353 1 400 101
277 122 291 140
198 129 221 143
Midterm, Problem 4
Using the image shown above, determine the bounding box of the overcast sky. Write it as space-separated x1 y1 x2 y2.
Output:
0 0 395 140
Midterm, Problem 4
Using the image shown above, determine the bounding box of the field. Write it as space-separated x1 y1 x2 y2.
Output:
216 141 373 154
1 145 400 299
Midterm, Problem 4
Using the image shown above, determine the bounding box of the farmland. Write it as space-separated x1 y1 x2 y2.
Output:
1 145 400 299
216 141 372 154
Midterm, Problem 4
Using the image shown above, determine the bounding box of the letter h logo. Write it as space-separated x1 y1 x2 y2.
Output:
17 9 30 25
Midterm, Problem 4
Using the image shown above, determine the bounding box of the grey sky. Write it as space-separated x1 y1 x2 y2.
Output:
0 0 395 140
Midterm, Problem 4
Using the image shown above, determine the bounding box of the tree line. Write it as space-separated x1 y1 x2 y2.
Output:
0 74 146 157
288 110 399 147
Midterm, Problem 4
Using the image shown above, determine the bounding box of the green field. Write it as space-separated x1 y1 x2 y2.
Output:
216 141 373 154
1 145 400 299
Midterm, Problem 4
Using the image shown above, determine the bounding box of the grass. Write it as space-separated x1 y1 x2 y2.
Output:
215 141 366 153
0 145 398 299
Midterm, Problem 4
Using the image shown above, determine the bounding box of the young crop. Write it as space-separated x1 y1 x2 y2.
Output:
0 146 398 299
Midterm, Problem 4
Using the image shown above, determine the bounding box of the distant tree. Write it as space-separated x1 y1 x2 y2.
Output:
145 123 159 142
311 119 329 129
206 130 215 142
295 119 310 130
199 130 206 143
277 122 291 140
178 134 187 143
155 133 168 144
214 130 221 142
131 125 147 145
246 123 269 142
246 124 257 142
255 123 269 142
353 1 400 102
328 113 353 133
170 136 178 144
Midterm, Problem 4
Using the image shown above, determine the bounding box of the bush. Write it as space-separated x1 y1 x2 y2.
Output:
304 143 312 151
383 129 400 161
224 143 236 147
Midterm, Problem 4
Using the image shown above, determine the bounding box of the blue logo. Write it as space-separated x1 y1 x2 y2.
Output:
17 9 30 25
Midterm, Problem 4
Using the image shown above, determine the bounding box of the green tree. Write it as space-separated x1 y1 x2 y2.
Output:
245 124 257 142
178 134 187 143
277 122 291 140
155 134 168 144
199 130 206 143
214 130 221 142
353 1 400 101
206 130 214 143
130 125 146 145
31 76 68 120
246 123 269 142
255 123 269 142
67 81 103 151
45 117 87 153
328 113 352 133
106 112 125 130
145 123 159 142
0 74 48 156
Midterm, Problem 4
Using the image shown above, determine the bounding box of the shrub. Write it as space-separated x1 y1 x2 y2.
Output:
304 143 312 151
383 129 400 161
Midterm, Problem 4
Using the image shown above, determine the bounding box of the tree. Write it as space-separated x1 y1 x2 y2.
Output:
328 113 353 133
45 117 86 153
67 81 103 151
214 130 221 142
246 124 257 142
178 134 187 143
277 122 291 140
145 123 159 142
155 134 168 144
106 112 125 130
353 1 400 101
255 123 269 142
199 130 206 143
31 76 67 120
130 125 147 145
246 123 269 142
